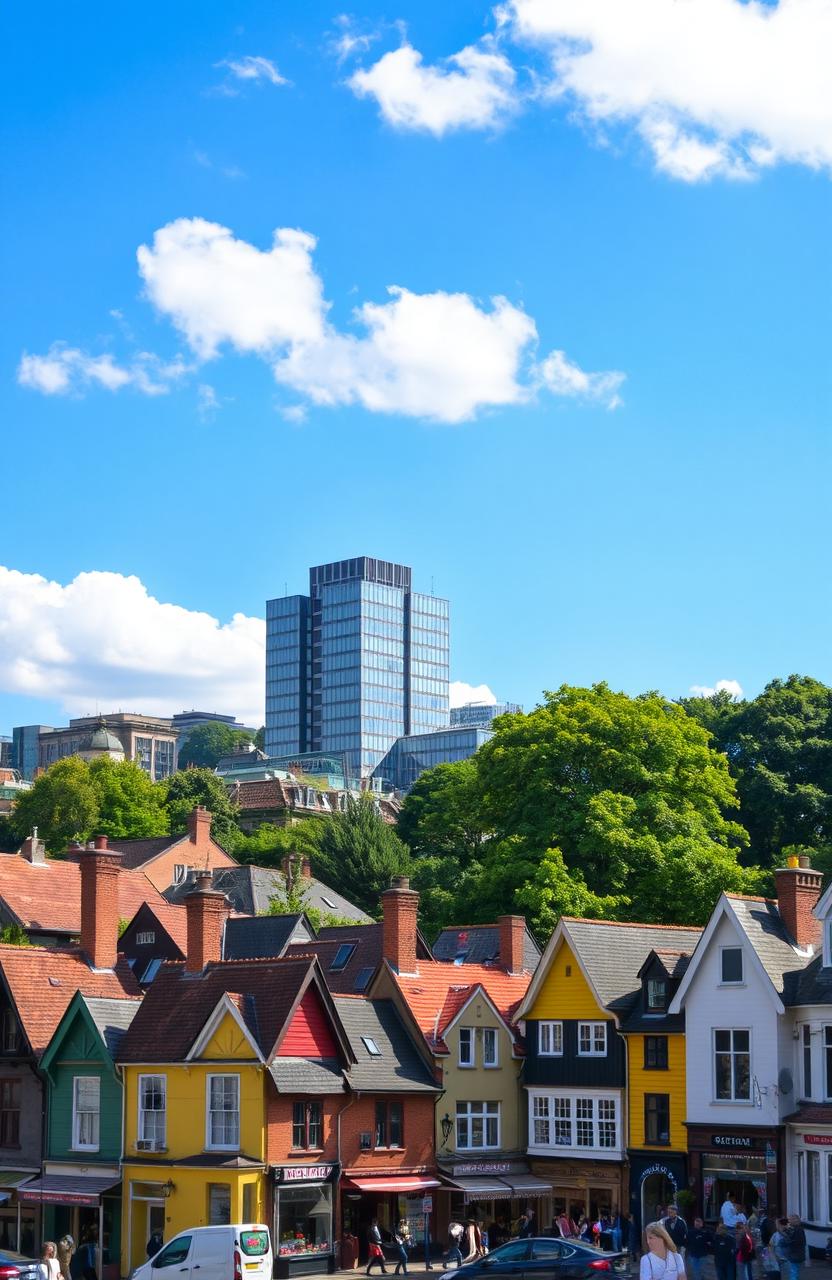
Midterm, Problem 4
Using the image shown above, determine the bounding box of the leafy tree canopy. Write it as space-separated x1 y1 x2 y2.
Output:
397 760 488 864
87 757 169 840
163 767 240 849
11 756 100 851
310 794 410 917
178 722 253 769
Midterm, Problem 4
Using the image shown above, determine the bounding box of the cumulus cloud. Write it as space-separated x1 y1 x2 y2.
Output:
17 344 191 397
505 0 832 180
135 217 623 422
450 680 498 708
0 566 265 726
688 678 745 700
348 41 517 135
215 55 288 86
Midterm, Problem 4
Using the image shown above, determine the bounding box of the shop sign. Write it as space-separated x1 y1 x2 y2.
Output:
19 1189 99 1206
277 1164 338 1184
765 1144 777 1171
422 1196 433 1215
710 1135 761 1150
452 1162 511 1176
639 1165 678 1189
802 1134 832 1147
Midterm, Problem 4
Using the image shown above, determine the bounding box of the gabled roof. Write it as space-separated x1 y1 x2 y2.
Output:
0 943 140 1057
785 953 832 1007
224 914 313 961
108 836 182 869
165 865 372 923
41 990 142 1070
284 922 429 995
517 917 701 1023
0 853 171 936
334 996 440 1093
388 960 530 1054
432 924 540 972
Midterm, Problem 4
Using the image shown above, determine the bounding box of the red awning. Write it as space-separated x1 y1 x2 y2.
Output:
342 1177 440 1193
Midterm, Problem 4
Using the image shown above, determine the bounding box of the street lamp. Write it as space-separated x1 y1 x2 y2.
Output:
162 1180 175 1199
441 1114 453 1145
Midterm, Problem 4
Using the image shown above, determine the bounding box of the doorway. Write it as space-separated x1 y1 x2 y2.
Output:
640 1172 677 1231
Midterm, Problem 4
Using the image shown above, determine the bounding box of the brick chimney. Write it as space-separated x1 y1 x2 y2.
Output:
185 869 227 973
20 828 46 866
79 839 121 970
776 860 823 950
382 876 419 976
300 856 312 880
187 806 212 851
499 914 526 975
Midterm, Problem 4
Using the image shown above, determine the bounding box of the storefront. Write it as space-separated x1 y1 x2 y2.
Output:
528 1157 626 1228
19 1170 121 1280
340 1175 440 1265
687 1125 784 1222
272 1163 339 1278
0 1171 38 1256
786 1116 832 1254
627 1155 687 1236
438 1160 554 1243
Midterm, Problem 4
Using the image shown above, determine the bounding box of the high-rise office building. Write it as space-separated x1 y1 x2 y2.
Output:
266 556 449 777
450 700 523 728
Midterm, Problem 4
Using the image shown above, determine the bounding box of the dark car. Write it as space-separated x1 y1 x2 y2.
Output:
0 1250 41 1280
440 1238 629 1280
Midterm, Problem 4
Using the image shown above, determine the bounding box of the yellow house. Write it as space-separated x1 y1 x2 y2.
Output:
516 918 701 1230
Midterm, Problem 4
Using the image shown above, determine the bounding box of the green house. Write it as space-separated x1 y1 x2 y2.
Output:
33 994 141 1280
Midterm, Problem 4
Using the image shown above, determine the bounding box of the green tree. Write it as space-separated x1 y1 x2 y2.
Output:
230 820 322 864
398 760 488 863
254 726 266 751
472 684 755 926
163 768 240 849
311 794 411 916
178 723 253 769
87 757 169 840
11 757 100 851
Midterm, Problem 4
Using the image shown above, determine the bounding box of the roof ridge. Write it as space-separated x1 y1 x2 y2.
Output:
725 893 775 904
563 917 702 931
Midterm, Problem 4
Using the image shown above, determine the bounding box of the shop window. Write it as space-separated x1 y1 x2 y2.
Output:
374 1100 403 1148
720 948 744 984
72 1076 100 1150
644 1094 670 1145
647 979 667 1011
208 1184 231 1225
539 1022 563 1056
456 1101 499 1149
0 1080 20 1148
138 1074 166 1147
1 1011 17 1055
825 1027 832 1099
578 1022 607 1056
644 1036 668 1070
292 1101 323 1150
827 1154 832 1224
276 1183 332 1260
803 1026 812 1099
458 1028 474 1067
714 1029 751 1101
807 1150 820 1223
483 1028 498 1068
207 1074 240 1149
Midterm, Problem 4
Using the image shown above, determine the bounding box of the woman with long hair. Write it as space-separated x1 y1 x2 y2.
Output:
640 1223 686 1280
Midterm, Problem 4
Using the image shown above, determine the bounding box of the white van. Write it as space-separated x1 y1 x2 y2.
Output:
132 1226 273 1280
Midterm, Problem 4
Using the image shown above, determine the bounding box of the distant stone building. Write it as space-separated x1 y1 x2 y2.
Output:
22 712 178 779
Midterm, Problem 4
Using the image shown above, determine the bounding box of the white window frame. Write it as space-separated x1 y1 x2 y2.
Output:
719 946 744 985
577 1022 607 1057
458 1027 474 1068
72 1076 100 1151
135 931 156 945
539 1021 563 1057
138 1074 167 1146
825 1026 832 1101
205 1073 240 1151
455 1100 500 1150
528 1090 619 1156
532 1095 550 1145
713 1027 752 1103
482 1027 499 1069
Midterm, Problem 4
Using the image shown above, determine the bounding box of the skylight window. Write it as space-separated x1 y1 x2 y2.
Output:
354 967 374 992
321 896 337 909
330 943 356 972
361 1036 382 1056
140 958 163 983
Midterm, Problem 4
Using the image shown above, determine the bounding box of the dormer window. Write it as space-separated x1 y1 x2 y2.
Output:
647 979 667 1011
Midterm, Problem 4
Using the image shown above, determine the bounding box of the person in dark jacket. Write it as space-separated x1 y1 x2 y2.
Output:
760 1212 777 1248
518 1211 535 1240
713 1224 737 1280
783 1216 806 1280
686 1218 712 1280
146 1233 164 1260
663 1208 688 1254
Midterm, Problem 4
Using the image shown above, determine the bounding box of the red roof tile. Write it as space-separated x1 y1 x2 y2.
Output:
0 853 170 935
391 960 530 1054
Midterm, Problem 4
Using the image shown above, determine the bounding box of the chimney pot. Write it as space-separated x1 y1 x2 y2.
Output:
79 846 122 970
498 914 526 975
775 861 823 949
94 835 108 850
382 877 419 975
187 806 213 850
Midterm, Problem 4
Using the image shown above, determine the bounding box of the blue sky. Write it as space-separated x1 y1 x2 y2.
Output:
2 0 830 731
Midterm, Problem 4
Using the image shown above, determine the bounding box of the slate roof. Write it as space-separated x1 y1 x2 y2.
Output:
0 943 140 1056
785 953 832 1007
334 996 440 1092
785 1103 832 1125
118 955 319 1062
84 996 142 1057
269 1058 345 1094
0 853 171 936
563 918 702 1018
390 961 530 1054
165 866 372 923
107 836 179 869
284 922 431 995
724 895 812 999
224 914 313 961
432 924 540 972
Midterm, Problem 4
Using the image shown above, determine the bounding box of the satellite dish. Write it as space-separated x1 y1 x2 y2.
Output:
778 1068 793 1095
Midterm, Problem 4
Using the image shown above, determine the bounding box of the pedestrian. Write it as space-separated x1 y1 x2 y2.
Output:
782 1215 806 1280
713 1224 737 1280
76 1233 97 1280
721 1198 739 1229
462 1220 484 1264
518 1211 534 1240
735 1223 755 1280
393 1219 411 1277
663 1208 688 1255
366 1220 387 1276
761 1234 782 1280
733 1203 747 1227
610 1210 623 1255
558 1212 575 1240
56 1236 74 1280
640 1223 685 1280
444 1222 464 1269
628 1216 641 1262
146 1231 164 1259
770 1219 790 1278
685 1218 712 1280
760 1211 778 1250
38 1243 61 1280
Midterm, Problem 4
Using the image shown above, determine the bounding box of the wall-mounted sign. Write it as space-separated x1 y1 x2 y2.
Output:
710 1135 758 1149
452 1162 512 1176
276 1163 338 1184
802 1134 832 1147
639 1165 678 1188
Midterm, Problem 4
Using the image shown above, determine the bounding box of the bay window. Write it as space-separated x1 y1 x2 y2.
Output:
529 1091 619 1153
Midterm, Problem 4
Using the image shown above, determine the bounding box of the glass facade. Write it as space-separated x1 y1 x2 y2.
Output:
372 726 492 792
450 701 522 728
265 559 449 777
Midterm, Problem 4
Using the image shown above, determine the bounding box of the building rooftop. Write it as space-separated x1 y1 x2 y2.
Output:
0 851 171 937
432 923 540 972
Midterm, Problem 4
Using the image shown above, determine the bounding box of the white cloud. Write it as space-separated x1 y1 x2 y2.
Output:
0 566 265 727
506 0 832 180
197 383 220 419
216 55 288 86
348 41 517 135
450 681 497 708
17 344 191 397
330 14 379 65
688 678 745 700
135 217 623 422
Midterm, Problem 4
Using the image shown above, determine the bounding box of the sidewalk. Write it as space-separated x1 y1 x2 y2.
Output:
330 1263 832 1280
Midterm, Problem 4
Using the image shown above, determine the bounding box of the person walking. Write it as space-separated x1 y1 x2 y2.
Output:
713 1224 737 1280
393 1220 411 1276
722 1198 739 1229
640 1223 685 1280
462 1220 484 1264
685 1218 711 1280
56 1236 74 1280
735 1223 755 1280
782 1215 806 1280
366 1220 388 1276
518 1212 535 1240
444 1222 464 1269
663 1208 688 1256
38 1243 61 1280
